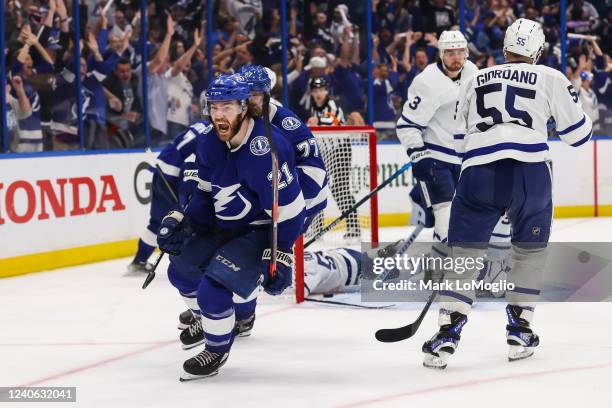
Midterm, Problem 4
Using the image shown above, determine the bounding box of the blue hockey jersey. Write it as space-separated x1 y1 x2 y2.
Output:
186 118 306 251
156 120 207 207
269 103 328 220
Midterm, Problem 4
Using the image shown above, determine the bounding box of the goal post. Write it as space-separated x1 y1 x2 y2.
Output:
294 126 379 303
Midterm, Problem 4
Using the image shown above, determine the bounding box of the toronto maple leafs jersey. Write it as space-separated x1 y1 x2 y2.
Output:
303 248 361 296
269 102 329 219
186 118 306 250
454 62 593 170
396 61 478 164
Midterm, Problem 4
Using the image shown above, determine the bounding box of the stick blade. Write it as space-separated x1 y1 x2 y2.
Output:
375 325 416 342
142 272 156 290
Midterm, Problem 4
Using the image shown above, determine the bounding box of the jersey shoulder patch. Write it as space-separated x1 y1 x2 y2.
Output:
249 135 271 156
281 116 302 131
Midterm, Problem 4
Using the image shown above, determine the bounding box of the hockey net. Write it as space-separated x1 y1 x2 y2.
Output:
293 126 379 303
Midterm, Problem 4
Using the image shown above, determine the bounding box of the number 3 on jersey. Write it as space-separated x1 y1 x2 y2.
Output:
475 84 536 131
408 96 422 110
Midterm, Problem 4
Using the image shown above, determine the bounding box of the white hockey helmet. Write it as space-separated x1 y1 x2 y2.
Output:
438 30 469 55
264 67 277 90
503 18 545 64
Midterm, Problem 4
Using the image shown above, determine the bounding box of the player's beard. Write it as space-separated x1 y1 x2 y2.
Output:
214 112 246 143
444 58 464 74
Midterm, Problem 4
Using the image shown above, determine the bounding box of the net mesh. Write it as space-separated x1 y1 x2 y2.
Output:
303 128 377 252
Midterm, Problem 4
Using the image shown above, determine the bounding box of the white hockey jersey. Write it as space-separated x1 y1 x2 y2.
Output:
396 61 479 164
454 62 593 170
303 248 361 296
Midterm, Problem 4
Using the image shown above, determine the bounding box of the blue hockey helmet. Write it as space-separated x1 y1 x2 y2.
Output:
205 74 251 103
238 64 271 93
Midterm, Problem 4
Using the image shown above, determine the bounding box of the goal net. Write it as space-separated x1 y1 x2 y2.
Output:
293 126 379 303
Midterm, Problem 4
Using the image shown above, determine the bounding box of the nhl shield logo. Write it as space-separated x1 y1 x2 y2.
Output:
250 136 270 155
532 226 541 236
282 117 301 131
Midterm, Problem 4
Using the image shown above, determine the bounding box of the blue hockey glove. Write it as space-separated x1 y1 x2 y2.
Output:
157 211 187 256
407 147 434 183
261 248 293 296
409 197 435 228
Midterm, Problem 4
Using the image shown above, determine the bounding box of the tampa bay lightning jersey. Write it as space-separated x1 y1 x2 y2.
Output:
186 118 306 250
156 120 207 206
269 102 328 219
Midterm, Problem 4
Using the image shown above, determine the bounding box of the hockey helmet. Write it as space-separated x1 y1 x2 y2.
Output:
438 30 468 55
238 64 272 93
205 74 251 103
309 76 329 90
503 18 545 64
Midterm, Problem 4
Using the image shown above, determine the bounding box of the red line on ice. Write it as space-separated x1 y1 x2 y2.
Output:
336 361 612 408
16 304 296 386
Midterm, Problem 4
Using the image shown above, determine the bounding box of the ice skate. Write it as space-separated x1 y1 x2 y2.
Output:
180 318 205 350
178 309 197 330
180 349 230 381
235 314 255 337
124 261 153 277
422 311 467 369
506 305 539 362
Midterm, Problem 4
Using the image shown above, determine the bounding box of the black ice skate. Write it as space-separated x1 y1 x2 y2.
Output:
179 349 230 381
177 309 197 330
124 261 153 277
506 305 540 362
422 311 468 369
235 314 256 337
180 318 205 350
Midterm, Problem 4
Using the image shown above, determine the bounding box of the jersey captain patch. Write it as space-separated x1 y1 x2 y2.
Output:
249 136 271 155
281 116 301 131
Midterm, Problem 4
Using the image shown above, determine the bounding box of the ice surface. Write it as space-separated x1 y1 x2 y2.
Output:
1 218 611 407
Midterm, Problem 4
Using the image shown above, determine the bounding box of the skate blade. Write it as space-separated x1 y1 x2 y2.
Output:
508 345 535 362
181 339 206 350
179 370 219 382
423 352 450 370
236 330 252 338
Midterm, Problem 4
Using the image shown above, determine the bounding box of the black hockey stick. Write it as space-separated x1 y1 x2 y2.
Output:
142 163 180 290
304 162 412 248
374 276 443 342
262 94 279 280
304 297 394 309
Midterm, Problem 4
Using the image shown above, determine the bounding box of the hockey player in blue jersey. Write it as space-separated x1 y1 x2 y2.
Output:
238 65 329 228
125 123 204 275
176 67 329 350
157 75 305 380
422 19 593 369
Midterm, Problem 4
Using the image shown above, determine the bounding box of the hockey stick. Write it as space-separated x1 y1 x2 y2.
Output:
304 297 394 309
262 94 279 280
374 282 440 342
142 163 180 290
304 162 413 248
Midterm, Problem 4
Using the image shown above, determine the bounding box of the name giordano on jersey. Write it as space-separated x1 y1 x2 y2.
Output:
476 68 538 87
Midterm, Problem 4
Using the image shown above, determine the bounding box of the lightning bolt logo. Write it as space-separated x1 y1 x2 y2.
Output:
213 184 252 220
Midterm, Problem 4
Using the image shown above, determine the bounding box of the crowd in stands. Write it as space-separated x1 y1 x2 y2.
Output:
3 0 611 152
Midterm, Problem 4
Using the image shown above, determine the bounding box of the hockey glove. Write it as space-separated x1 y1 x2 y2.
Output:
157 211 188 256
407 147 435 183
261 248 293 296
409 198 435 228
